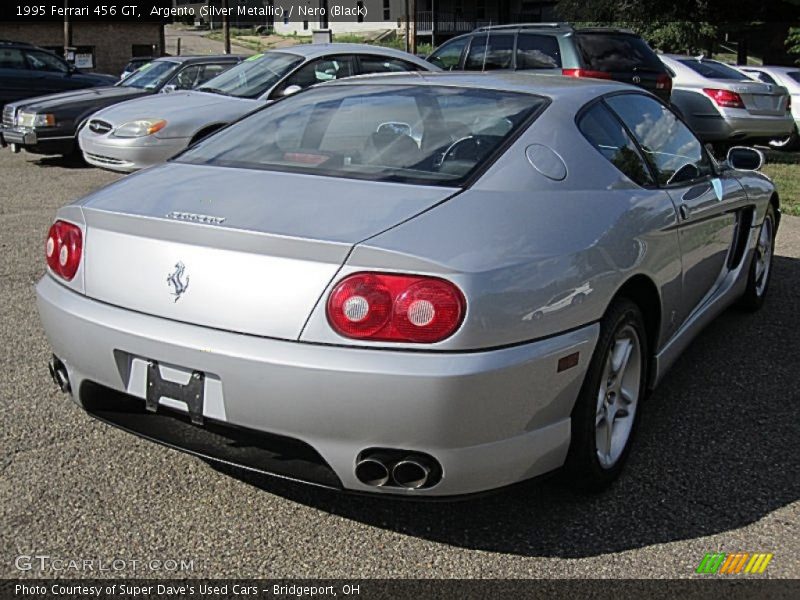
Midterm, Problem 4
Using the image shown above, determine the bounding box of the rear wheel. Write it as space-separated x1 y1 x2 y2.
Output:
738 204 777 311
561 298 647 491
769 125 800 151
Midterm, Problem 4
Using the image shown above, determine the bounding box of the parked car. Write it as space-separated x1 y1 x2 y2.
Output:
38 72 779 497
0 40 116 108
739 65 800 149
120 57 153 80
426 23 672 101
1 55 242 157
78 44 437 172
660 55 793 150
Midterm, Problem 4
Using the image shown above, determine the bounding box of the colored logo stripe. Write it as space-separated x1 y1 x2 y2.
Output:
697 553 773 574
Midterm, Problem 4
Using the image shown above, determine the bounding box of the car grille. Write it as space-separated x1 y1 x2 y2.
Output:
84 152 127 166
88 119 113 134
2 105 15 128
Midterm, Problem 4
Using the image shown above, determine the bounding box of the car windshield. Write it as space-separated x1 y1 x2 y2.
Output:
678 59 747 80
119 60 178 89
177 84 546 186
574 33 663 72
787 71 800 84
195 52 304 99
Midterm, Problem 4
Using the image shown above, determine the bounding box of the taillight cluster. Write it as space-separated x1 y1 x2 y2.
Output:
703 88 745 109
327 273 465 343
656 73 672 93
562 68 612 80
46 220 83 281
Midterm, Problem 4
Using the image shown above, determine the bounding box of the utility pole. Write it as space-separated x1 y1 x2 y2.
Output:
222 0 231 54
410 0 416 54
63 0 72 60
404 0 410 53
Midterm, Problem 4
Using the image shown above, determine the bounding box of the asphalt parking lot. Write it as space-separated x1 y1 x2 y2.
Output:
1 148 798 579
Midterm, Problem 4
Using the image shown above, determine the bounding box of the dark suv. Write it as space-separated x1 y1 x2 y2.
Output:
0 40 117 108
427 23 672 102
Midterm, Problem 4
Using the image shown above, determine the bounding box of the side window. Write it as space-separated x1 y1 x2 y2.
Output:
464 34 514 70
197 63 229 86
282 56 355 90
516 34 562 69
0 48 26 70
25 51 68 73
358 56 422 75
428 37 468 71
606 94 713 186
171 64 202 90
578 102 654 187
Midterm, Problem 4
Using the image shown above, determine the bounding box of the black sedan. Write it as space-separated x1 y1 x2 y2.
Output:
1 54 242 157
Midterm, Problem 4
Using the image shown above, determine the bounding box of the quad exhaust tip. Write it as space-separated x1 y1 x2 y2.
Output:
48 355 71 394
354 449 441 490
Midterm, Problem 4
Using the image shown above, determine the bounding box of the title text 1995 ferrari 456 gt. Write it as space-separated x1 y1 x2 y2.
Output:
37 72 778 497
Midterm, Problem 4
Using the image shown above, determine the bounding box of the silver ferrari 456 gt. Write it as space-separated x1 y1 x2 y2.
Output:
37 72 779 497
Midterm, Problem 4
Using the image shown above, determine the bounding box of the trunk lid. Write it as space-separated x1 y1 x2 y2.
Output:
714 79 788 116
79 163 456 339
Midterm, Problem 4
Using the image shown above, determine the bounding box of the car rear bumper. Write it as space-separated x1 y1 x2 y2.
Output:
36 274 598 497
78 130 189 172
691 112 795 142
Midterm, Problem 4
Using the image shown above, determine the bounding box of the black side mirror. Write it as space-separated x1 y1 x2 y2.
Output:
727 146 764 171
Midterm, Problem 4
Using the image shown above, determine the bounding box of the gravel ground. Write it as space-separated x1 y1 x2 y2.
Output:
0 149 798 580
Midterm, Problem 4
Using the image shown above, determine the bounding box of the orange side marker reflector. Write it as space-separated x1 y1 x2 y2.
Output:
557 352 580 372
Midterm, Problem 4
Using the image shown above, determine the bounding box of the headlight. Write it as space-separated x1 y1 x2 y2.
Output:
18 111 55 128
113 119 167 138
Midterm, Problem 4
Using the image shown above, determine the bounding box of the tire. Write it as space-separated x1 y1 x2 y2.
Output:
737 204 777 311
561 298 648 492
769 125 800 152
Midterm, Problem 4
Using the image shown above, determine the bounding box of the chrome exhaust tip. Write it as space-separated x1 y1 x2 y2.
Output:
392 458 431 490
354 456 390 487
49 356 71 394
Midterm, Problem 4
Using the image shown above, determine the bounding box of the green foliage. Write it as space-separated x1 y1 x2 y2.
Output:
788 27 800 64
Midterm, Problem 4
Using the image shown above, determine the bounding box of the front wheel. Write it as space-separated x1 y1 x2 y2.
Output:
561 298 648 491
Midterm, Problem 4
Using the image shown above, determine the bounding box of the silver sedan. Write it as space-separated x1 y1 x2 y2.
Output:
39 72 779 497
77 43 437 172
660 54 793 147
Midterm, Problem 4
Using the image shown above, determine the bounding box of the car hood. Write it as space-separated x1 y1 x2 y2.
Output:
75 162 458 339
20 86 149 112
72 71 118 85
91 90 259 125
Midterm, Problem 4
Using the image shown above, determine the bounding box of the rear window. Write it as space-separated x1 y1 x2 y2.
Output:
464 34 515 70
678 59 746 80
787 71 800 84
177 85 546 186
516 34 562 69
574 33 663 72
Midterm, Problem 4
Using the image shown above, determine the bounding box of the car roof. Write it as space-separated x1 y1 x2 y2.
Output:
157 54 244 64
324 70 631 100
741 65 800 73
273 43 431 63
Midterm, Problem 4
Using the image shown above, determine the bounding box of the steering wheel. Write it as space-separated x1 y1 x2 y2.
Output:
438 135 479 167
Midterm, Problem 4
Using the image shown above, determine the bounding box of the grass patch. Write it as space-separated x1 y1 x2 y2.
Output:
763 161 800 216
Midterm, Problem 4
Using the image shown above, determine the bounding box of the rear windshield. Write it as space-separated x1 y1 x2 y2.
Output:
177 85 546 186
120 60 178 89
574 33 663 72
195 52 303 99
678 59 746 80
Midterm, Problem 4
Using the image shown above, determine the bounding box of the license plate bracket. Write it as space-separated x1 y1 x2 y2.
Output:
145 360 205 425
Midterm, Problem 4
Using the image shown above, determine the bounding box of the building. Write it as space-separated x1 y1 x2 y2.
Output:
0 21 164 74
416 0 559 44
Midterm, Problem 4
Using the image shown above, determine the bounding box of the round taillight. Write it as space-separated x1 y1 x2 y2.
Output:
46 220 83 281
327 273 465 343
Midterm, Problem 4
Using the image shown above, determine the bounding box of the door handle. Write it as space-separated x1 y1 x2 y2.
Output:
679 204 691 220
